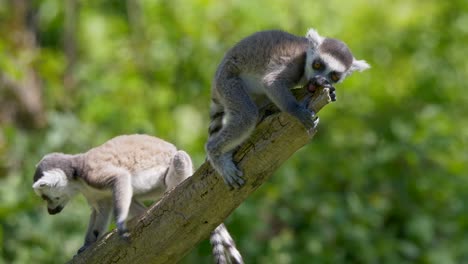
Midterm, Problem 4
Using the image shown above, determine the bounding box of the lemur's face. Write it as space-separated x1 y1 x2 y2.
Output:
33 169 73 214
304 29 370 100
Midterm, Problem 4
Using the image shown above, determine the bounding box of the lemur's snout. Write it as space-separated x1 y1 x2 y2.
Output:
306 75 336 101
312 75 329 87
306 75 331 93
48 206 63 215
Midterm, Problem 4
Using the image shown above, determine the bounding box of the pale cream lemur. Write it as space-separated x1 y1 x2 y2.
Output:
32 134 243 264
206 28 370 188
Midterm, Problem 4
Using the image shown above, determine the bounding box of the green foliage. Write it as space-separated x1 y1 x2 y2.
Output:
1 0 467 263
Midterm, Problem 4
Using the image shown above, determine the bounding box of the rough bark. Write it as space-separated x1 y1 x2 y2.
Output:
68 87 332 264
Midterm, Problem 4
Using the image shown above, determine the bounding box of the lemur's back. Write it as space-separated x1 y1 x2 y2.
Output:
84 134 177 176
217 30 308 75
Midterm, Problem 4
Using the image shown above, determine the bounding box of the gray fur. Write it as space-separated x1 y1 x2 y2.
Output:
34 153 82 182
206 29 370 189
33 134 244 262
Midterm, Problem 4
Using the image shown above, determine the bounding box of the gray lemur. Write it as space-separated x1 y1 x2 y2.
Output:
32 134 243 264
206 28 370 188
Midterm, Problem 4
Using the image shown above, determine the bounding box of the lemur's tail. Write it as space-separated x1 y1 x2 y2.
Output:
208 98 224 136
210 223 244 264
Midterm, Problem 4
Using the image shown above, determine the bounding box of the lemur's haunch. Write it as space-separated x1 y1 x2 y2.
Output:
206 29 370 189
33 134 243 263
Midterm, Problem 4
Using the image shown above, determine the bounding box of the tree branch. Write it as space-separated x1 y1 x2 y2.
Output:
68 87 332 264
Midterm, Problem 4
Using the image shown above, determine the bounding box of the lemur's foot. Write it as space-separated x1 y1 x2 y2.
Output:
220 162 245 190
117 221 131 242
208 152 245 190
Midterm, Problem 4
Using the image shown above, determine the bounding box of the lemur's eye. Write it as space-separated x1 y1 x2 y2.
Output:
312 60 322 70
330 72 340 82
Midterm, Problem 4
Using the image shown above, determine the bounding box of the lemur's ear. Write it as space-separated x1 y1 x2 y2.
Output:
306 28 323 49
348 58 370 74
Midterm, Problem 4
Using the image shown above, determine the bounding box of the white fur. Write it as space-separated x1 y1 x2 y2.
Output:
304 29 324 81
32 169 71 200
321 53 347 73
350 59 371 73
304 49 317 81
305 28 324 48
165 151 194 190
33 169 68 189
132 167 167 194
32 169 78 211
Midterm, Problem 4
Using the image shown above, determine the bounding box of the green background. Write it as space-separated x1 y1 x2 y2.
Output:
1 0 467 263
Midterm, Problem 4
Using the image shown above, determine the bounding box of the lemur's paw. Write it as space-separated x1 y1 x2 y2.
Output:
324 84 336 101
221 163 245 190
117 222 131 242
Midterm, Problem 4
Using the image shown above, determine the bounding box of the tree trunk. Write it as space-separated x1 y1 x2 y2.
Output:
68 87 332 264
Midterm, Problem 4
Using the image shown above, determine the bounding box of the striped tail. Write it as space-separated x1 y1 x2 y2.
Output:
210 223 244 264
208 98 225 136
